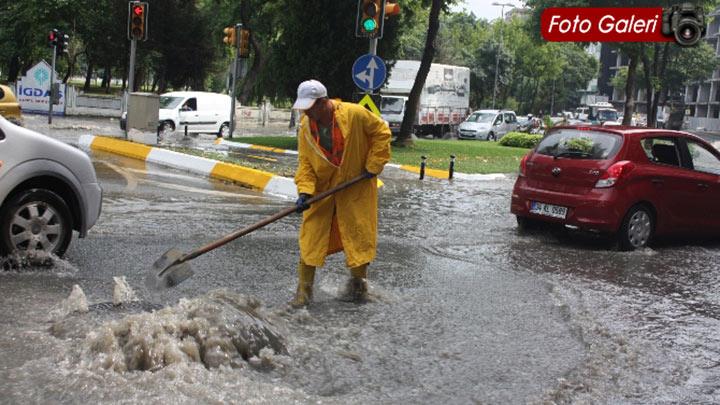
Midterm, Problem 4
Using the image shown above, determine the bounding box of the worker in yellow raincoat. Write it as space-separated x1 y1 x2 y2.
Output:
290 79 391 307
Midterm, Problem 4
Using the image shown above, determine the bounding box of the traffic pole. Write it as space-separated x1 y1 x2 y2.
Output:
125 38 137 139
48 45 56 124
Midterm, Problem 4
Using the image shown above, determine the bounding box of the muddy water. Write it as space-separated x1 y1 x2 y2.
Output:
3 137 720 402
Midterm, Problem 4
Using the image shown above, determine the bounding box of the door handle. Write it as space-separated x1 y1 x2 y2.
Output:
650 178 664 185
697 183 709 189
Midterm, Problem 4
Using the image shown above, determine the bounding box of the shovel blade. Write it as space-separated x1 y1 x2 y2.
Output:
147 248 195 290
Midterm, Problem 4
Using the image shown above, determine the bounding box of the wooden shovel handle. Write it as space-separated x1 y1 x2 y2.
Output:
180 174 371 263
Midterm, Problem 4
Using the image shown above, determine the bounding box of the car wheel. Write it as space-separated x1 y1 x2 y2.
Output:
218 122 230 138
516 216 541 232
0 189 73 257
487 132 495 141
617 204 654 251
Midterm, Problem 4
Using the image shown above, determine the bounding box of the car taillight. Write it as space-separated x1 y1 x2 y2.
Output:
519 153 530 177
595 160 634 188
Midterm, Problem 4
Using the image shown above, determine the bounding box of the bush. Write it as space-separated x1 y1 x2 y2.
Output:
498 132 542 149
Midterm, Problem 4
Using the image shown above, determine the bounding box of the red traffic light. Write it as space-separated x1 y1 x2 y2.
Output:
133 5 144 16
48 31 56 40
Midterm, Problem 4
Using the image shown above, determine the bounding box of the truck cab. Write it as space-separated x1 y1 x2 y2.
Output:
380 95 407 135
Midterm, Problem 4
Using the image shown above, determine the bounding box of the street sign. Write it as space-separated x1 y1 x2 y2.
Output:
357 94 381 117
352 54 386 91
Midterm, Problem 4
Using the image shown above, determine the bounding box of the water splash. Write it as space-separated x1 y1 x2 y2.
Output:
112 276 139 306
81 289 287 372
50 284 89 318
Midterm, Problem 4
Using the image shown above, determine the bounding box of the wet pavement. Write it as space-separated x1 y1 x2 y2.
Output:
1 114 719 403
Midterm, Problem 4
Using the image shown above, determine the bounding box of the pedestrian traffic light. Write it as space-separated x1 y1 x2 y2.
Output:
48 29 58 48
356 0 385 39
223 26 236 47
128 1 148 41
238 28 251 58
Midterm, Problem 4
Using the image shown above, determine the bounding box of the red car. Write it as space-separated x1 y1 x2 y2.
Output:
511 126 720 250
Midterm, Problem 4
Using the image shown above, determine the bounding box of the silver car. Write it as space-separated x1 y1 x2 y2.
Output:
0 116 101 257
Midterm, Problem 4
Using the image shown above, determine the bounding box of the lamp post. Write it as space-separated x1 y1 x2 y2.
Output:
491 2 515 109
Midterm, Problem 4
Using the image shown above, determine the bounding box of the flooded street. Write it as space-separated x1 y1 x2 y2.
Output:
1 115 719 403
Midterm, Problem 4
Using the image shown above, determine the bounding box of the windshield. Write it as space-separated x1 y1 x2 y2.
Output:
598 109 618 122
536 129 622 160
159 96 184 109
466 112 495 123
381 97 404 114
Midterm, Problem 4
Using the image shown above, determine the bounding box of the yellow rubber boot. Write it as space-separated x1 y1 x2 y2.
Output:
340 263 369 303
289 261 316 308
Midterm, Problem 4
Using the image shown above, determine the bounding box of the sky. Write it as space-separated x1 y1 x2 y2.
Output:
451 0 527 21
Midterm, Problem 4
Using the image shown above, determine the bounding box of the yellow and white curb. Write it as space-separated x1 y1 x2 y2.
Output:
214 138 299 155
79 135 298 199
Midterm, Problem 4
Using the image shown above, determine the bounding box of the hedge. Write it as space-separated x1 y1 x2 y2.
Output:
498 132 543 149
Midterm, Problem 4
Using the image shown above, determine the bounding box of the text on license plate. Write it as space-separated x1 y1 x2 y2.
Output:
530 201 568 219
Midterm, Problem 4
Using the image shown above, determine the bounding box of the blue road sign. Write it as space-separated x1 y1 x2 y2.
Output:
352 54 386 92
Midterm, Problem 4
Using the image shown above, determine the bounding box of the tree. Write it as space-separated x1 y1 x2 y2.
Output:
396 0 456 146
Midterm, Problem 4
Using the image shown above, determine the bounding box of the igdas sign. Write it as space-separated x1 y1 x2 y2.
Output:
16 60 66 115
17 85 64 98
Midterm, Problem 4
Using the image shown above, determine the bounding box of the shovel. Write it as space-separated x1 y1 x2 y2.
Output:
147 174 371 290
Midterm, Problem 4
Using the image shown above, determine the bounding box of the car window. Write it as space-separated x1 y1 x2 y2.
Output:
493 115 503 125
182 98 197 111
640 137 681 167
686 140 720 175
504 113 516 123
159 96 183 109
536 129 622 160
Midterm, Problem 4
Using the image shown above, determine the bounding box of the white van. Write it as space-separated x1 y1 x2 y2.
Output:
158 91 232 138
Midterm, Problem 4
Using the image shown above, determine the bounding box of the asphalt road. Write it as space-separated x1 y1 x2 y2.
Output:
1 115 719 403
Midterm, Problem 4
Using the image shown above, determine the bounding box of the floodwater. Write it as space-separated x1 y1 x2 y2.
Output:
2 116 720 403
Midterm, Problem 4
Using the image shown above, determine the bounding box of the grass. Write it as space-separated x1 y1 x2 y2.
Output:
227 136 529 174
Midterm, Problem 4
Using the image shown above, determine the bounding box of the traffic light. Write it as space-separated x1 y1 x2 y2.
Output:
238 27 251 58
385 0 400 18
128 1 148 41
356 0 385 39
48 29 58 48
223 26 236 47
56 32 69 55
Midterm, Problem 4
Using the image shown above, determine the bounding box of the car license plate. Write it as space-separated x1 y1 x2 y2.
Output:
530 201 568 219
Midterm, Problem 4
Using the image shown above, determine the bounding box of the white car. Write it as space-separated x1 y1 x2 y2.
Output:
458 109 518 141
0 116 102 257
158 91 232 138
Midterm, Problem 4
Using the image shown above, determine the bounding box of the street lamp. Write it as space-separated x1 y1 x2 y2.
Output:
491 2 515 109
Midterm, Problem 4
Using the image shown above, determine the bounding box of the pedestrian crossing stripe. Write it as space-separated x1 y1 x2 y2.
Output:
358 94 381 117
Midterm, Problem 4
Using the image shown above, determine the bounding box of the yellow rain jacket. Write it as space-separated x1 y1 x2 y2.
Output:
295 100 391 268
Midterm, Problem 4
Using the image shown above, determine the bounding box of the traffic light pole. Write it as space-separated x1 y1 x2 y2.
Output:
228 55 238 139
125 38 137 139
48 45 56 124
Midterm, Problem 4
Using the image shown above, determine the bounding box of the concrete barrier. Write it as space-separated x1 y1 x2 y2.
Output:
78 135 297 199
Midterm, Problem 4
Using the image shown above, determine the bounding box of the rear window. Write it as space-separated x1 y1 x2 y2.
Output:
536 129 622 160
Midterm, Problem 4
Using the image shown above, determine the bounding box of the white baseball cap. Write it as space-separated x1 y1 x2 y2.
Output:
292 79 327 110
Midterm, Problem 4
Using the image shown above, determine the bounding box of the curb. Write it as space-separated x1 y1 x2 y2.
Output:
217 140 507 181
215 138 299 155
78 135 298 199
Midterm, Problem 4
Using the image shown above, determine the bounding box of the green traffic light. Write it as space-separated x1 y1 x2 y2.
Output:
363 18 377 32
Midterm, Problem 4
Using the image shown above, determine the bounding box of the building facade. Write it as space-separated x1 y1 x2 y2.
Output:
684 7 720 131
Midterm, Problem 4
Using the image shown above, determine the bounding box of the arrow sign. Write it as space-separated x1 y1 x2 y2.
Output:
352 54 386 92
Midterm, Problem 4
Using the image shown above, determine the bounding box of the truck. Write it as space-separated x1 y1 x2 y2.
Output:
380 60 470 138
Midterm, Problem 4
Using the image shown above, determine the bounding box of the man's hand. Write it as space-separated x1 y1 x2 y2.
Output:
362 169 376 179
295 193 311 213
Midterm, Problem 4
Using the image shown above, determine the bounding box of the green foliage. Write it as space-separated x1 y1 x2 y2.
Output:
498 132 543 149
